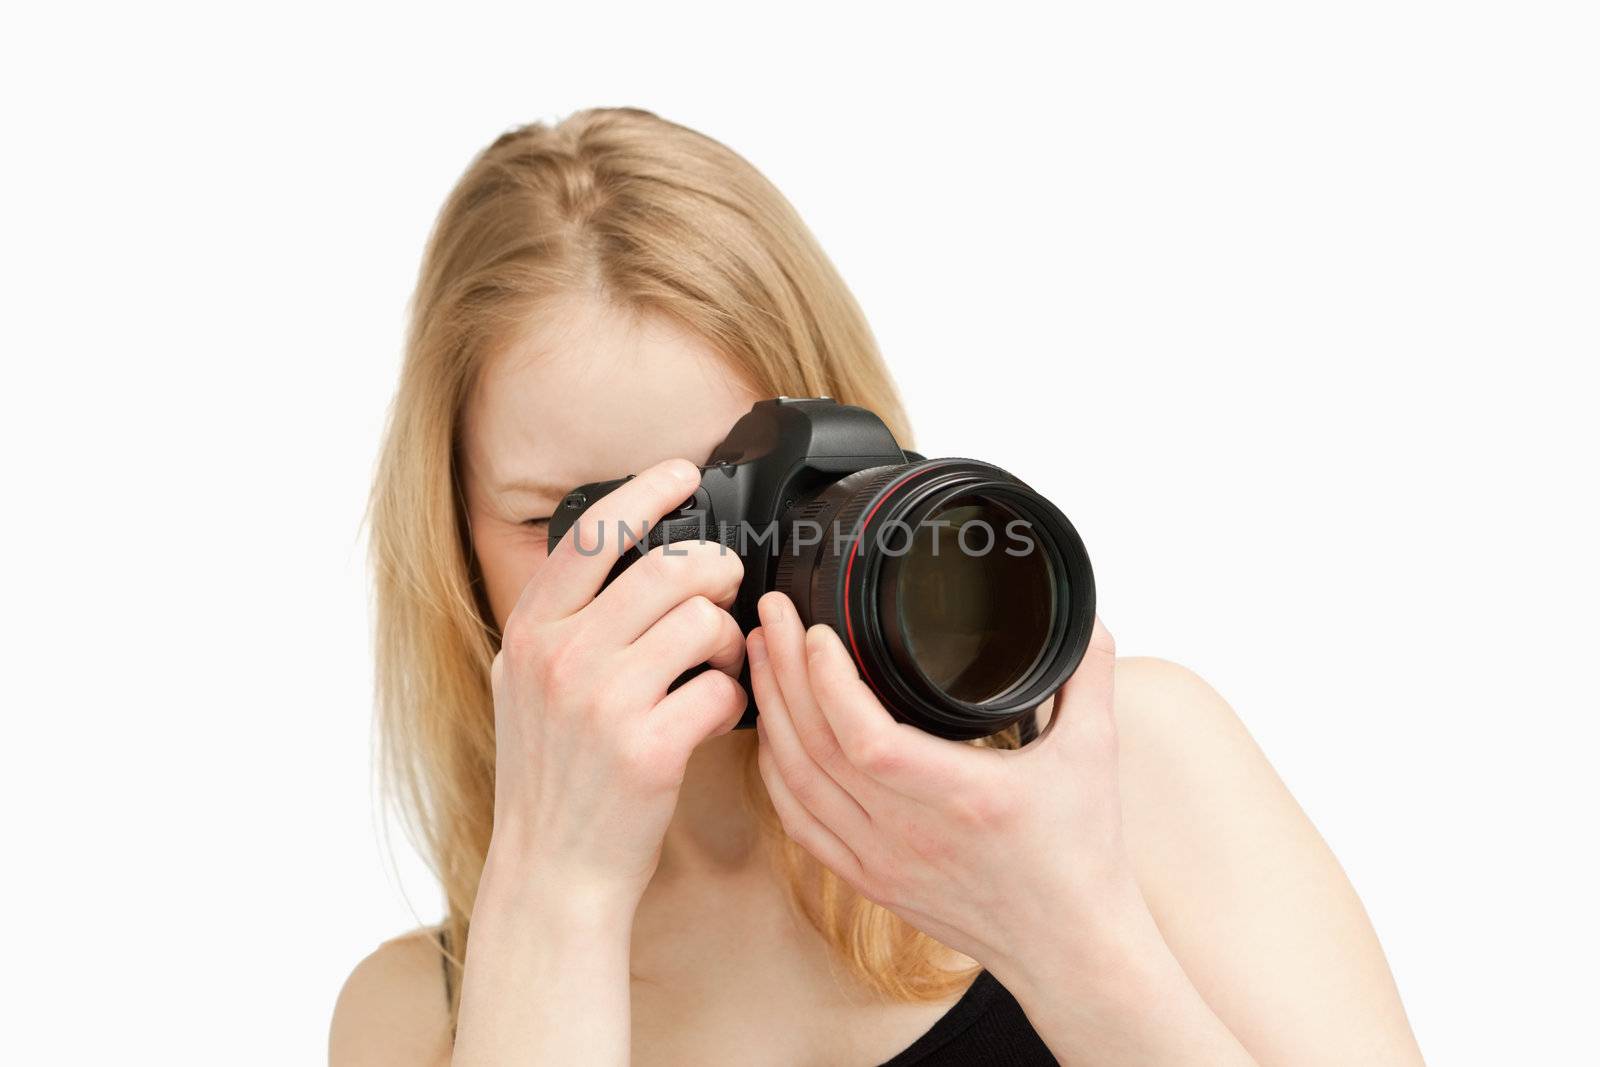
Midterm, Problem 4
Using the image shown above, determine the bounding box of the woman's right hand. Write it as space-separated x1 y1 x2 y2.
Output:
480 457 748 912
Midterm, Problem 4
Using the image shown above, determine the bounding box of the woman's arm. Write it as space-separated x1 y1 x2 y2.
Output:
335 460 750 1066
452 461 749 1065
449 858 639 1066
326 892 637 1067
986 886 1259 1066
749 596 1423 1066
984 658 1423 1065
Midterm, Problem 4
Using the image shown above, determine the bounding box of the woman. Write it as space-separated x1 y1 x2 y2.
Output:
330 107 1424 1066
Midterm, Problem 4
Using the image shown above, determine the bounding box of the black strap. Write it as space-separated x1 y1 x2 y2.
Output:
436 927 454 1010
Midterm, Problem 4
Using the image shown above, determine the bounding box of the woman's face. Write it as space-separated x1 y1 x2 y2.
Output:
460 295 762 632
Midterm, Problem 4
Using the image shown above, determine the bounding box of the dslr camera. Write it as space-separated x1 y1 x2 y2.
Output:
547 397 1094 741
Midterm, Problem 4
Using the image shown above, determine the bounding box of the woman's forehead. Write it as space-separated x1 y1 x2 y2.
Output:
463 298 759 492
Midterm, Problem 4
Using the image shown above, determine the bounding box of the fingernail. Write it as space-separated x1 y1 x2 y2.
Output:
748 631 768 666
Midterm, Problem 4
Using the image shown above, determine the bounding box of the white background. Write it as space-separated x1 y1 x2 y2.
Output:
2 2 1595 1063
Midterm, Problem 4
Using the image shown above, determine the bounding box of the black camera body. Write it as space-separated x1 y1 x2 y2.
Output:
547 398 1095 741
549 397 915 636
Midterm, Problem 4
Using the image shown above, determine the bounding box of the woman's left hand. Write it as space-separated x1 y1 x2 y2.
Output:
747 589 1140 982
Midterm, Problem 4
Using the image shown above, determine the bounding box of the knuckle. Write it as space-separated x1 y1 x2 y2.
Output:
810 725 845 767
768 799 798 837
684 593 721 631
499 613 540 657
955 787 1014 828
715 544 745 585
951 792 986 827
903 817 954 862
786 768 825 808
854 736 902 777
640 542 675 581
720 681 750 726
537 635 588 692
719 608 745 645
589 674 632 714
701 667 744 709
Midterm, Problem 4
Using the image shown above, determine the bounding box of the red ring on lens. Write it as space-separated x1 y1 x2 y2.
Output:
840 463 944 701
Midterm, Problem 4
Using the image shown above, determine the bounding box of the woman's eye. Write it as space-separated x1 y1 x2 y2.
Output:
522 516 552 529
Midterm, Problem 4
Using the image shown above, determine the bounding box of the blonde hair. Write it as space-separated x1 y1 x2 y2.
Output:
370 107 1016 1024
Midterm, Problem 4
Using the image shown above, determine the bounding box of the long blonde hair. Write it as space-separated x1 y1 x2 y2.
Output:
370 107 1011 1022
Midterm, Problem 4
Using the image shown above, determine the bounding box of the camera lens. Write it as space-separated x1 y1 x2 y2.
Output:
773 460 1094 741
890 495 1056 705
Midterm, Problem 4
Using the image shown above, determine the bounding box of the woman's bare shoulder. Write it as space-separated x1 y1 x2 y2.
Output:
1109 656 1424 1064
1110 655 1265 770
330 926 452 1067
1110 653 1342 914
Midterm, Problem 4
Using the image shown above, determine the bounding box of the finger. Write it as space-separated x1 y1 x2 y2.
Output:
755 592 870 790
585 539 743 645
632 595 746 684
804 622 993 802
647 666 748 760
748 629 875 845
755 715 868 888
517 457 702 623
1037 616 1117 754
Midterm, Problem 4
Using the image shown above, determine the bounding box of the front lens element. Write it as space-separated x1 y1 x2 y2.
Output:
893 497 1056 704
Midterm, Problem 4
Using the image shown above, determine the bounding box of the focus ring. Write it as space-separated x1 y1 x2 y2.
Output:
806 465 909 633
771 495 835 599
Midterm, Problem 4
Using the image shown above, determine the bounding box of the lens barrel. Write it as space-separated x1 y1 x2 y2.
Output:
772 460 1095 741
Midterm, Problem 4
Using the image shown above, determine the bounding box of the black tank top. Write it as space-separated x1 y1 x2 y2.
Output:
874 969 1057 1065
437 931 1056 1064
